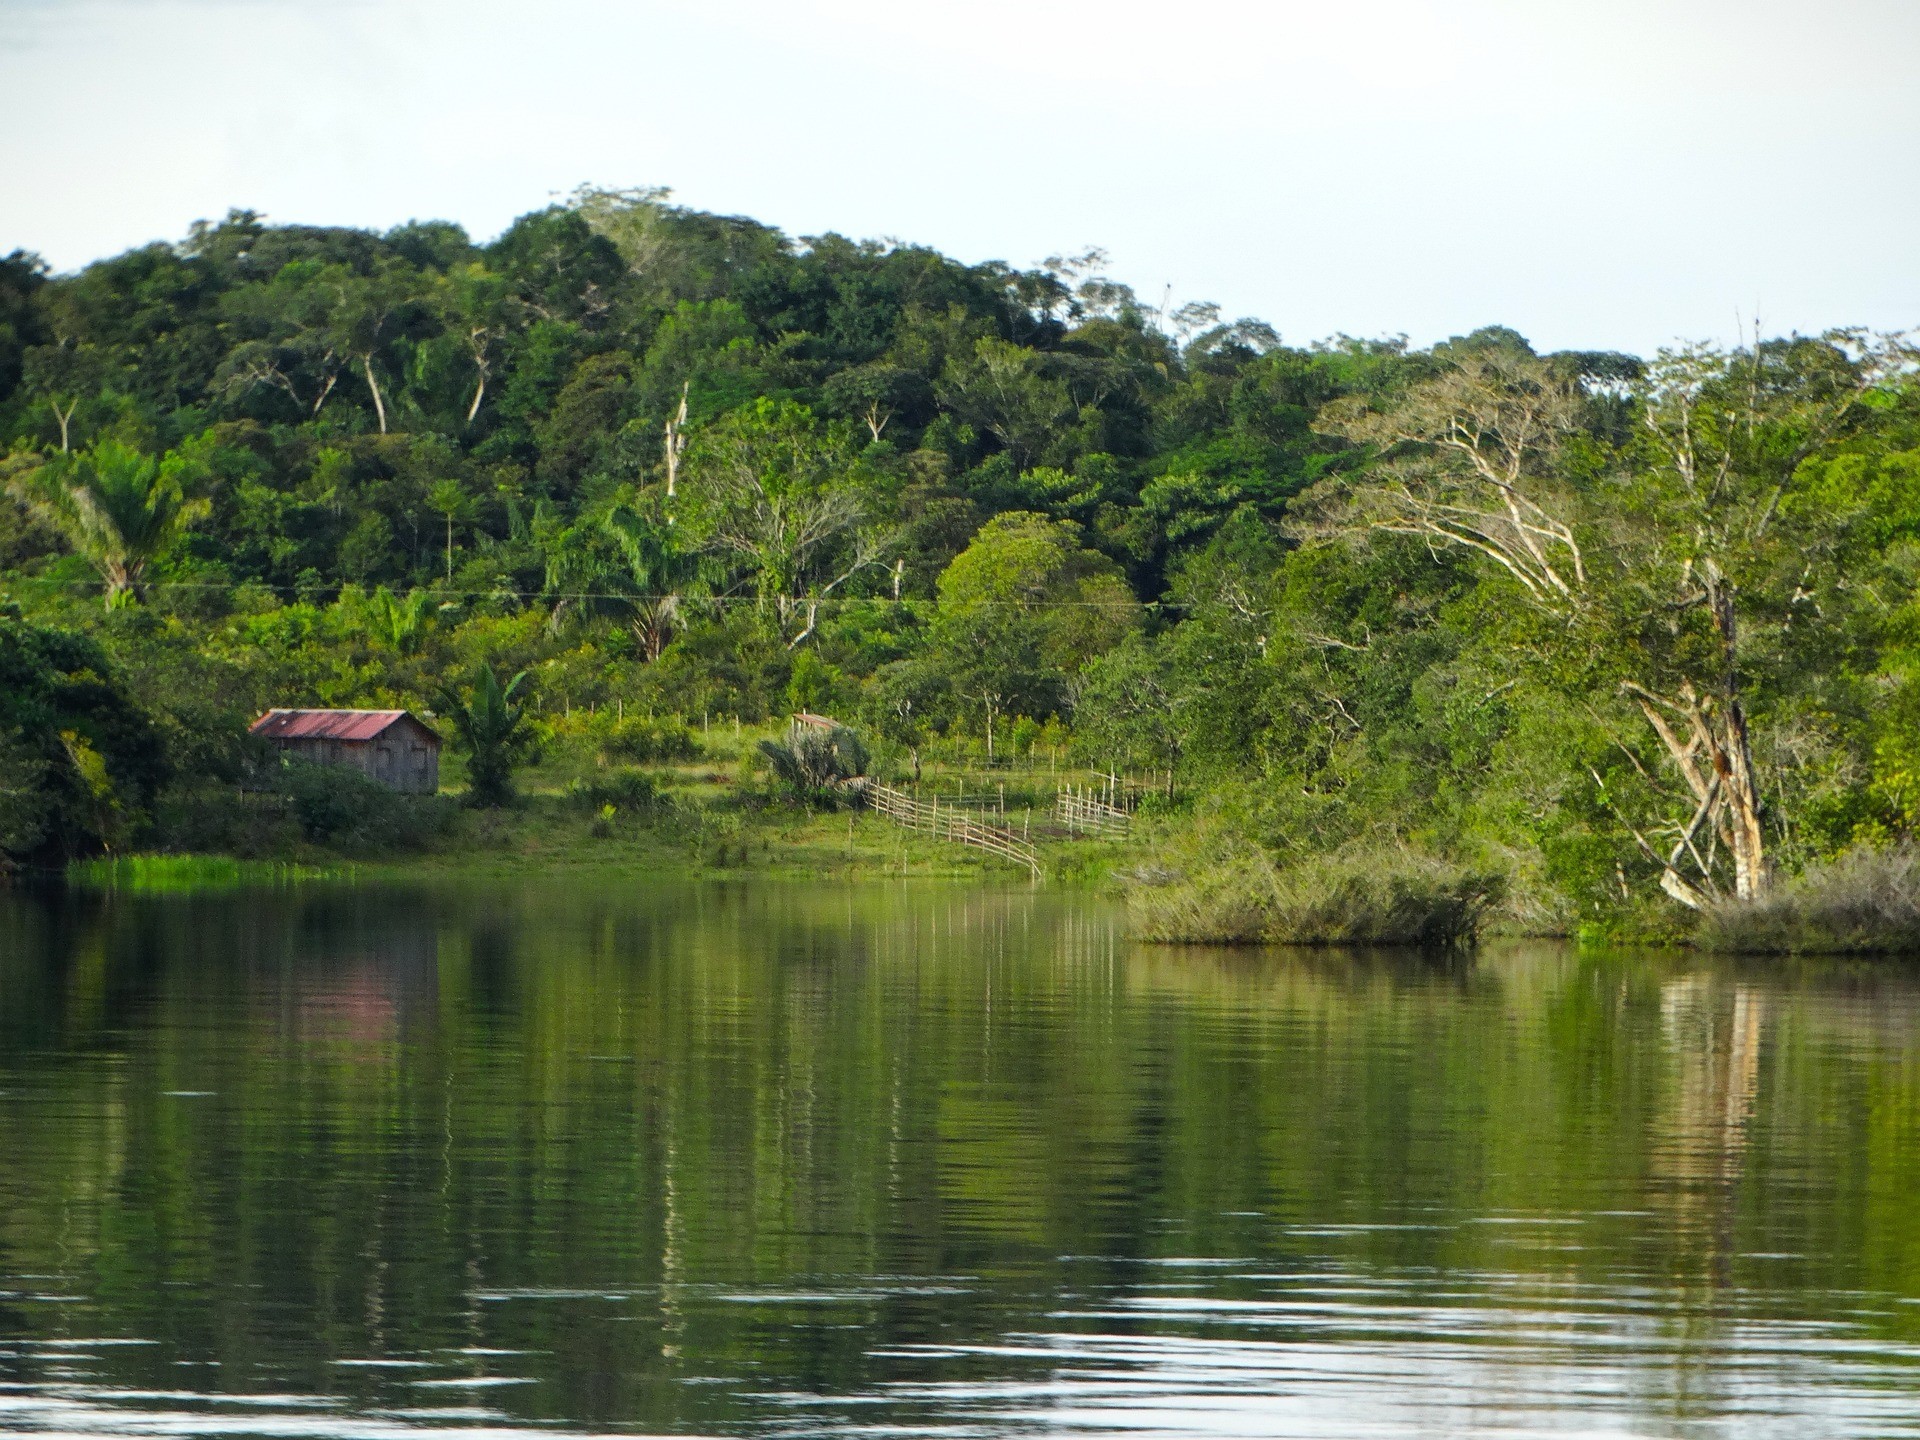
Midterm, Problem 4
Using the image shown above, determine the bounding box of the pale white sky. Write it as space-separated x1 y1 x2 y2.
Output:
2 0 1916 355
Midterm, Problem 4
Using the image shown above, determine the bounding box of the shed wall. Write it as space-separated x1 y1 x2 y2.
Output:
269 724 438 794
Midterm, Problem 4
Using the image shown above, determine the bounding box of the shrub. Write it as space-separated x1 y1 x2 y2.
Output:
435 665 536 807
150 783 301 858
1698 846 1920 954
547 711 702 767
277 761 451 854
566 767 665 813
600 715 699 764
756 722 869 808
1129 850 1504 947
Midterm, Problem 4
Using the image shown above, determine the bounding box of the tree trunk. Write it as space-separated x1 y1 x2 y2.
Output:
1628 683 1769 904
1705 567 1769 899
1715 698 1769 899
362 354 388 434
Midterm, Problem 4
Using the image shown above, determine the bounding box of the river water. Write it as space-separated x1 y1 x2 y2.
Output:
2 878 1919 1438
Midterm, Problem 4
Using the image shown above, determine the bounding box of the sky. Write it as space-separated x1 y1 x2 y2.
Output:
2 0 1916 356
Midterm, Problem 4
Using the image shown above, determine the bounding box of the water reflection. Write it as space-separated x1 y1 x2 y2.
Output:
2 880 1920 1437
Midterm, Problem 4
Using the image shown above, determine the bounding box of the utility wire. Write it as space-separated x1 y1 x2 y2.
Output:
5 575 1204 610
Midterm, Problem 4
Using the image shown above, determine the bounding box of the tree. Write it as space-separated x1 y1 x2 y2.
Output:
1308 333 1920 907
434 665 535 806
427 479 475 583
368 586 435 654
0 616 167 865
20 341 117 451
10 439 210 606
439 262 521 428
677 399 892 645
541 500 703 662
860 659 954 784
323 260 421 434
930 511 1140 757
1073 636 1186 796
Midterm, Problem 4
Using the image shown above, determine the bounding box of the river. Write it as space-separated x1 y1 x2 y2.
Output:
2 877 1919 1438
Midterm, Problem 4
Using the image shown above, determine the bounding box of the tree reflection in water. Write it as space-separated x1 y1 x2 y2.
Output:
1 880 1918 1438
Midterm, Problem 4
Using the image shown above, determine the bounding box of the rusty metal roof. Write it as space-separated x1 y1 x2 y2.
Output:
249 709 435 744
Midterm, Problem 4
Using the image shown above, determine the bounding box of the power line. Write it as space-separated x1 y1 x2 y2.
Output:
3 575 1203 611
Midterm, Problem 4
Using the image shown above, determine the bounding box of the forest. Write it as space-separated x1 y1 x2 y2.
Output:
2 187 1918 945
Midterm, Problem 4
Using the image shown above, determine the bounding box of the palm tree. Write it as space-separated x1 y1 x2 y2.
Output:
433 665 535 806
10 440 208 607
543 502 701 661
757 722 869 808
368 586 434 654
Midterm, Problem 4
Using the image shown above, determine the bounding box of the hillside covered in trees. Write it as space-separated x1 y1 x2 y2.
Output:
3 188 1918 940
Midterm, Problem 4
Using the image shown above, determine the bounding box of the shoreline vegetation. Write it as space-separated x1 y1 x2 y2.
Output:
4 191 1920 951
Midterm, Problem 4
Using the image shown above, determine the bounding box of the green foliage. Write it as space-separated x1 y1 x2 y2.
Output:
1697 846 1920 954
931 511 1139 734
756 722 869 807
1129 851 1505 947
277 759 450 853
434 665 535 806
9 439 210 605
566 767 665 813
549 709 700 766
3 199 1918 929
0 615 166 865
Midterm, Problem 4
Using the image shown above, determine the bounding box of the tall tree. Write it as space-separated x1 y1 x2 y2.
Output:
9 439 210 606
1308 334 1919 906
677 399 892 644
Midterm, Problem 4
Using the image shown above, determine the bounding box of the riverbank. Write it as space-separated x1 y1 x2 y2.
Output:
65 789 1130 891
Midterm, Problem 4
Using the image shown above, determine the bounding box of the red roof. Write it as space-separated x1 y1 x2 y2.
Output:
250 709 434 744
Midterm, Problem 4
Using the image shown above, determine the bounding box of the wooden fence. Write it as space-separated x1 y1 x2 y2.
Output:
859 780 1042 878
1054 781 1134 837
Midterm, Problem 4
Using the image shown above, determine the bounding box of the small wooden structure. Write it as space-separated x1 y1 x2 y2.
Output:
250 709 440 794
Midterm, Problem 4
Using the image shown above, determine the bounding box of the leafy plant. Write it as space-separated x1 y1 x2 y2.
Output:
434 664 536 806
756 722 868 806
9 440 209 606
369 585 435 653
277 759 449 853
566 767 665 812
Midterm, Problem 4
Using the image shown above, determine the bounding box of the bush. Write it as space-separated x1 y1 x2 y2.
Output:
150 783 301 857
566 767 666 813
756 722 868 808
548 711 702 766
601 715 700 764
1698 846 1920 953
277 760 451 854
1129 850 1504 947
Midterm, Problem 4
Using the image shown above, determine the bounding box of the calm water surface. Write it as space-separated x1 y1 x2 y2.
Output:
2 878 1920 1439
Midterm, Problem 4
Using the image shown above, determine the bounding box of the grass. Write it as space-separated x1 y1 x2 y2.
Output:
1697 846 1920 954
66 854 350 892
1128 850 1505 947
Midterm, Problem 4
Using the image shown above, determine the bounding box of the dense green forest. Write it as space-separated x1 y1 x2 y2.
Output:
3 188 1918 939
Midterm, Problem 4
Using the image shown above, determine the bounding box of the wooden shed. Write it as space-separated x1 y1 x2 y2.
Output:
250 709 441 794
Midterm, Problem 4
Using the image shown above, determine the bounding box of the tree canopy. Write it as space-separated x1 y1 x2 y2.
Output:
2 191 1917 929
